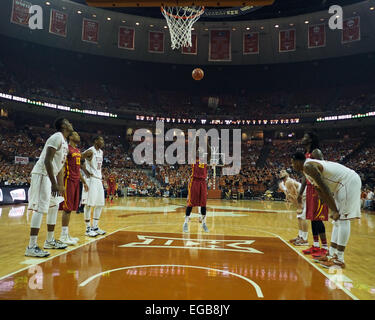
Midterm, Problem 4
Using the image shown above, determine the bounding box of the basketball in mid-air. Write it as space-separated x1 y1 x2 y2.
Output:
192 68 204 81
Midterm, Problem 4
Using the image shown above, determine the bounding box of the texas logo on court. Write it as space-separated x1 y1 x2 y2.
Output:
118 234 263 254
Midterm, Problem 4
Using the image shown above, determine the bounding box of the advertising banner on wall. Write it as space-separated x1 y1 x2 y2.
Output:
0 187 29 205
14 156 29 164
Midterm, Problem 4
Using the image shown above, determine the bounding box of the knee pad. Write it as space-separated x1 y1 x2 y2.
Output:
337 220 351 247
30 211 44 229
46 206 59 225
84 206 91 220
330 221 339 244
93 206 103 219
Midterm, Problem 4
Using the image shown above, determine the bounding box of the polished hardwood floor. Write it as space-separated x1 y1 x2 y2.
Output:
0 197 374 300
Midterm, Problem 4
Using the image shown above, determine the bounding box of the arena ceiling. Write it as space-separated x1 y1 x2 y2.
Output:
70 0 365 21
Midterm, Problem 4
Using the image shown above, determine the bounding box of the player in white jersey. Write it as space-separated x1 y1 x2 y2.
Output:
81 136 106 237
25 118 74 257
292 152 361 269
278 170 309 246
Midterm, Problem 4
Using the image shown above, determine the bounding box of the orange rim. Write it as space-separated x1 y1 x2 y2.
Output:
161 6 205 20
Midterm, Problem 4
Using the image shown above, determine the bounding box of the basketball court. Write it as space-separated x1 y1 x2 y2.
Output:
1 0 375 305
0 198 374 300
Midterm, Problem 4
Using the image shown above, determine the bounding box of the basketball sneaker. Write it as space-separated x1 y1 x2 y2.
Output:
85 227 98 237
311 248 328 259
202 222 209 233
92 227 106 235
25 246 50 257
294 238 309 246
320 258 345 269
313 254 337 263
59 234 78 246
43 239 68 250
289 236 300 244
70 235 79 243
302 246 321 255
183 222 189 233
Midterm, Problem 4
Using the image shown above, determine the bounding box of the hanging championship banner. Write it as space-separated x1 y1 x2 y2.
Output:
182 33 197 55
10 0 32 27
148 31 164 53
49 9 68 37
308 24 325 48
243 32 259 54
209 30 231 61
342 16 361 44
279 29 296 52
118 27 135 50
82 18 99 44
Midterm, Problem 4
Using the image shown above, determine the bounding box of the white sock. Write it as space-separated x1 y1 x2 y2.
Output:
329 246 337 257
301 231 308 241
61 226 68 236
93 219 98 228
85 221 90 229
30 211 43 229
313 241 320 248
336 250 344 262
298 230 302 238
47 231 54 242
185 216 190 223
93 207 102 222
29 235 38 248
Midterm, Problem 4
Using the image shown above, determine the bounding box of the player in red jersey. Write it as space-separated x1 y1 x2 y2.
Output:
297 132 329 257
106 172 117 203
183 153 209 233
59 131 92 245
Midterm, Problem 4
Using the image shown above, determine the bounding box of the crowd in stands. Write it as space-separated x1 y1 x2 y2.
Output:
0 116 375 207
0 119 374 210
2 51 375 121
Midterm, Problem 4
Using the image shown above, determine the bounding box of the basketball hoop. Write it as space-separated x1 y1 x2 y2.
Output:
161 6 204 50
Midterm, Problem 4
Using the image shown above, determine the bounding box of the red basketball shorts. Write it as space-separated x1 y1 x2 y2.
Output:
108 185 116 196
187 179 207 207
305 183 329 221
59 178 80 212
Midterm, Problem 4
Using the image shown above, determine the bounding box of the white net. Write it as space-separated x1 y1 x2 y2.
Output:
210 146 225 167
161 6 204 50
